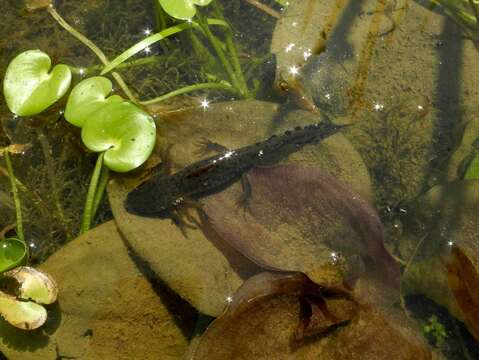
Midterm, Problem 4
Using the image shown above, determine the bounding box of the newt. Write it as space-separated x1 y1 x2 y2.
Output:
125 121 346 224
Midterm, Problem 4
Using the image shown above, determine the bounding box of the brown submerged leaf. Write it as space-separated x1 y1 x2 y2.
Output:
188 271 438 360
201 164 399 286
402 181 479 341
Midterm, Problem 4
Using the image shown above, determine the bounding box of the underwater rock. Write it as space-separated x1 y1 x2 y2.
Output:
0 221 188 360
187 271 439 360
402 180 479 342
108 177 257 317
202 164 399 287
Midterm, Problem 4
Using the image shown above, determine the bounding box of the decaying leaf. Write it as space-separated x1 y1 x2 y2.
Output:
188 271 438 360
402 181 479 342
202 165 399 286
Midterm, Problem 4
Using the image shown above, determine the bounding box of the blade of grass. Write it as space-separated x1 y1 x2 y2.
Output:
211 2 250 97
139 81 236 105
101 18 230 75
47 6 138 103
80 153 104 234
4 151 28 259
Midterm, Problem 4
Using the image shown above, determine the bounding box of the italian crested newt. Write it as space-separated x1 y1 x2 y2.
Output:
125 121 347 220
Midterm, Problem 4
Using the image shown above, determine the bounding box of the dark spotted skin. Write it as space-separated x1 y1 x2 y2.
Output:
125 122 346 217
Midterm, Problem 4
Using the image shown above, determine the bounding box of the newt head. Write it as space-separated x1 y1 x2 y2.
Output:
124 178 171 217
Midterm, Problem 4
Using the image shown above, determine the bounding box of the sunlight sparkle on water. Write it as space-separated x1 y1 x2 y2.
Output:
289 65 299 76
373 103 384 111
303 50 312 61
285 43 295 53
200 98 210 110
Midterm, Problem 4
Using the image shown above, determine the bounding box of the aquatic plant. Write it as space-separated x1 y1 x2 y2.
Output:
0 238 27 273
432 0 479 38
423 315 448 347
98 0 251 101
0 147 28 273
158 0 213 20
3 50 71 116
64 76 156 232
3 50 157 234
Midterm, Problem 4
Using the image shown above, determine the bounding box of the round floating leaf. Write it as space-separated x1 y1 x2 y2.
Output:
81 101 156 172
0 238 27 273
65 76 123 127
158 0 213 20
3 50 71 116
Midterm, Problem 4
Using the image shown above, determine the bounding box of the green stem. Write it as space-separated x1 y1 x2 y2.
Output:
468 0 479 25
211 2 250 97
139 81 236 105
69 54 171 75
4 152 26 251
92 165 110 218
80 153 104 234
47 6 138 103
196 11 244 97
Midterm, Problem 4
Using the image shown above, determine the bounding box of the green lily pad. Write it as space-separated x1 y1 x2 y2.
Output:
3 50 71 116
158 0 213 20
64 76 123 127
0 238 27 273
81 101 156 172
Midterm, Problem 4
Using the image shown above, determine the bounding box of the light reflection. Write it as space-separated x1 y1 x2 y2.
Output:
220 151 234 160
144 46 151 54
200 98 210 109
288 65 299 76
143 28 152 36
78 68 85 76
226 296 233 303
303 49 312 61
447 241 454 246
285 43 295 53
373 103 384 111
330 252 339 262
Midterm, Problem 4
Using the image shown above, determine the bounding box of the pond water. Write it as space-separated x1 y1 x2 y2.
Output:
1 0 479 359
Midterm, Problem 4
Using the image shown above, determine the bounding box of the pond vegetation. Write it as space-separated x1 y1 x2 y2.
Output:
0 0 479 359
